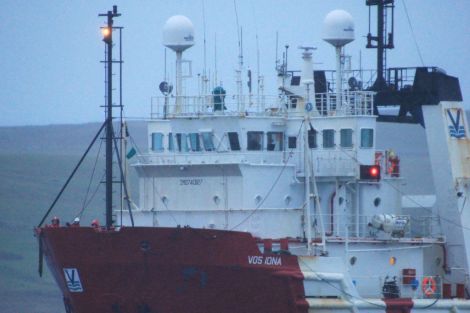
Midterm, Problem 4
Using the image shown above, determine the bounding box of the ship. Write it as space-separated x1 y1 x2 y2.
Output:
35 2 470 313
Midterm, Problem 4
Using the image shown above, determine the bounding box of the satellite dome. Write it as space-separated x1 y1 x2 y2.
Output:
163 15 195 52
322 10 355 47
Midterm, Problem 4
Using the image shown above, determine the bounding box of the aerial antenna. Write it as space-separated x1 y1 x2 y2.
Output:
275 31 279 71
250 1 261 108
233 0 244 111
214 33 218 87
201 0 209 95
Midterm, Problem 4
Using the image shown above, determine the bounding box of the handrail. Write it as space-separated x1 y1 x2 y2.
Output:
150 91 375 119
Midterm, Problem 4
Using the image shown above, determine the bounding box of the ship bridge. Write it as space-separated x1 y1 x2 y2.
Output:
126 89 409 242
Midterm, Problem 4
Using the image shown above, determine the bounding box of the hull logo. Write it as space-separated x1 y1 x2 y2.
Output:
447 108 466 139
63 268 83 292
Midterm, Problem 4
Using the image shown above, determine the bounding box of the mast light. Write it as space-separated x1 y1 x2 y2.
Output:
101 27 111 42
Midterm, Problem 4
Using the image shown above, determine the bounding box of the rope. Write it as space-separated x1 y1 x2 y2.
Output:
37 121 106 227
76 139 103 219
80 172 105 218
401 0 425 66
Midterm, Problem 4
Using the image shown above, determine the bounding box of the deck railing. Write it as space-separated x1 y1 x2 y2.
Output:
150 91 375 119
315 213 442 240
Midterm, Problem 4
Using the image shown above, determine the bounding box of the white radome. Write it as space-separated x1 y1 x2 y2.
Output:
322 9 355 47
163 15 195 52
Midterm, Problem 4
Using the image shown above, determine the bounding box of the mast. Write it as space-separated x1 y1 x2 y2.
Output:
100 6 121 228
366 0 394 90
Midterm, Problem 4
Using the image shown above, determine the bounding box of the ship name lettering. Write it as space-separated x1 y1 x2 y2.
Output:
264 256 282 266
180 179 203 186
248 256 281 266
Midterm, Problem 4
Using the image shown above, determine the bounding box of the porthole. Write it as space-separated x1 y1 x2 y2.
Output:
374 197 381 207
284 195 292 205
140 241 150 252
338 197 344 205
350 256 357 266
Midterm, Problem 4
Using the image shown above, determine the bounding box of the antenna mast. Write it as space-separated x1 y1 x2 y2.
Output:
99 5 121 229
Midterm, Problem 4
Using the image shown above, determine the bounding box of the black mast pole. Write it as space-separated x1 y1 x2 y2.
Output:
99 6 121 228
376 1 384 88
366 0 394 91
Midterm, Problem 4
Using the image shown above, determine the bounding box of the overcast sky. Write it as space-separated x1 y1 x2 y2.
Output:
0 0 469 126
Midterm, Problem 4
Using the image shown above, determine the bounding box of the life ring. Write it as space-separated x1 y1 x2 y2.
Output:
422 276 437 296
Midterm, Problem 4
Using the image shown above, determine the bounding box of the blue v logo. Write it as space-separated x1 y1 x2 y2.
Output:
447 109 466 139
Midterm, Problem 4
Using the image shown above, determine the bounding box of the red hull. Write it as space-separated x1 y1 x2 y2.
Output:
38 227 308 313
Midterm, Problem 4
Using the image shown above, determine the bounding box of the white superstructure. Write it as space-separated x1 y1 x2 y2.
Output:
120 7 470 310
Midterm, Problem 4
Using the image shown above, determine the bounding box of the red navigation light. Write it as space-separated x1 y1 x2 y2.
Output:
360 165 381 180
370 166 379 177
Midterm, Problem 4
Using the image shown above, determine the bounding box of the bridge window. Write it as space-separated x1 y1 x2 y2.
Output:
189 133 202 152
361 129 374 148
228 132 241 151
267 132 284 151
340 129 353 148
151 133 164 152
308 129 317 148
247 131 264 151
201 132 214 151
288 136 297 149
176 133 189 152
323 129 335 148
168 133 174 151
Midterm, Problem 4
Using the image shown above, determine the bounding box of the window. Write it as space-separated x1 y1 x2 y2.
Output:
247 131 264 151
151 133 164 152
228 132 241 151
201 132 214 151
189 133 202 152
308 129 317 148
267 132 284 151
290 97 298 109
361 129 374 148
340 129 353 148
168 133 174 151
176 133 189 152
288 136 297 149
323 129 335 148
